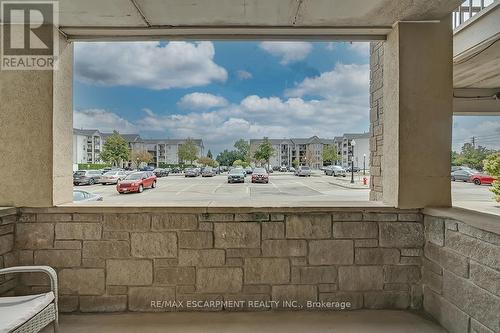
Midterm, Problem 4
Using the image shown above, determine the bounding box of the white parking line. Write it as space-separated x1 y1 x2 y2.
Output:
211 182 224 194
175 183 196 196
293 180 323 194
270 181 282 193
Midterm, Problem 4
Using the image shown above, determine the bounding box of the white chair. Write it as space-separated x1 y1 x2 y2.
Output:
0 266 58 333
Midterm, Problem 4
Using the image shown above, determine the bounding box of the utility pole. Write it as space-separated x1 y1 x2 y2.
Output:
472 136 476 149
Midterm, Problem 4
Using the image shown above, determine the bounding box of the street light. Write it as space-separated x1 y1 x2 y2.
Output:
350 140 356 184
363 154 366 176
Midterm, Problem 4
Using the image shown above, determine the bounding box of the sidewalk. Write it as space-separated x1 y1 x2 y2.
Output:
329 175 370 189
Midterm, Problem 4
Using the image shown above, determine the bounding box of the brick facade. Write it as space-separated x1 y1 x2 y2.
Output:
369 42 384 201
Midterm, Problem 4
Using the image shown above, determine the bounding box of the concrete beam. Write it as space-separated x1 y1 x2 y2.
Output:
0 32 73 207
383 18 453 209
61 26 390 42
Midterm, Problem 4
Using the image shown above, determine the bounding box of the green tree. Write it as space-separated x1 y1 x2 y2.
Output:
178 138 199 165
233 159 249 168
234 139 250 162
451 151 460 166
131 150 153 169
253 137 275 169
483 153 500 202
216 149 239 166
292 158 299 168
455 143 492 170
323 145 340 166
100 131 130 167
197 156 217 167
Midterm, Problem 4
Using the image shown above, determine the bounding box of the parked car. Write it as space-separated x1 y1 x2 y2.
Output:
202 167 216 177
99 170 127 185
245 167 253 174
451 166 475 172
280 166 287 172
73 189 103 202
102 167 112 174
171 167 181 174
251 168 269 183
184 168 200 177
116 171 157 193
451 169 474 182
295 166 311 177
153 168 169 177
470 173 496 185
346 166 361 173
140 166 155 172
73 170 102 185
289 167 296 173
325 166 347 177
228 168 246 183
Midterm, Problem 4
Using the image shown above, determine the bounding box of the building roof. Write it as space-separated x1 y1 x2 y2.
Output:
342 133 370 140
250 136 335 145
100 132 142 142
73 128 100 136
141 138 203 146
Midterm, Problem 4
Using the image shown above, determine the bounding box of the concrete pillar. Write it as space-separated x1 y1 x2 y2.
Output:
0 33 73 207
382 18 453 208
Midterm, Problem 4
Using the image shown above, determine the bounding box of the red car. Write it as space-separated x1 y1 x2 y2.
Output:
251 168 269 184
116 171 157 193
469 173 496 185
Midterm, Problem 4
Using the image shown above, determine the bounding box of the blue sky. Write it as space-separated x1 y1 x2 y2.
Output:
73 41 499 155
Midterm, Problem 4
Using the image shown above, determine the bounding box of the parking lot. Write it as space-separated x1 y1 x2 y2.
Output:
73 171 498 212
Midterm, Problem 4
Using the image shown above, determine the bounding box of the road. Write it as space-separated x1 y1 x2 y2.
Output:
74 172 498 214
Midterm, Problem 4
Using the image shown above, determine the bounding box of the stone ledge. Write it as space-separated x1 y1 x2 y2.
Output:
423 207 500 235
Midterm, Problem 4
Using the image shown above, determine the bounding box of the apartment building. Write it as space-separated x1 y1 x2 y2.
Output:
73 129 102 164
130 139 204 166
249 136 336 169
334 133 370 170
73 129 204 167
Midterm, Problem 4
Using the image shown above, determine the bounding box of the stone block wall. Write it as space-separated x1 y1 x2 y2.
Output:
15 209 424 313
369 41 384 201
0 208 18 296
422 215 500 333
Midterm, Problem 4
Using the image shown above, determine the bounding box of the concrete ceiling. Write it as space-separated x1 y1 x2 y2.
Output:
452 2 500 115
42 0 463 40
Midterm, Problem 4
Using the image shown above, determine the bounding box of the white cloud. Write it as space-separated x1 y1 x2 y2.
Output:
285 63 369 103
74 62 370 154
259 42 312 64
74 109 138 133
453 117 500 151
236 70 253 80
347 42 370 56
75 41 227 90
177 92 229 110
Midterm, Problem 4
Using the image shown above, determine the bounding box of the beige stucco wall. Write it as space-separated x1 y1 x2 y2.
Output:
0 29 73 207
383 18 453 209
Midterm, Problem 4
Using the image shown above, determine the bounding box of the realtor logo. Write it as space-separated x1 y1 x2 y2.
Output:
1 1 58 70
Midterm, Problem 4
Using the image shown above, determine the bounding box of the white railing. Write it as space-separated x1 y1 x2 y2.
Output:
453 0 495 29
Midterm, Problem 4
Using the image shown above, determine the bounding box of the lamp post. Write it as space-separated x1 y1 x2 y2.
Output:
350 140 356 184
363 154 366 176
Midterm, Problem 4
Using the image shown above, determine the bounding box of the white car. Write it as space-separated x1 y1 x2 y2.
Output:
326 166 347 177
295 166 311 177
99 170 127 185
73 189 103 202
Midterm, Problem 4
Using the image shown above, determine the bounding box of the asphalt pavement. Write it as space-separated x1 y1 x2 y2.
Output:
72 172 498 215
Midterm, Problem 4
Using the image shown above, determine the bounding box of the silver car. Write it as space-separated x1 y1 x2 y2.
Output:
326 166 346 177
73 189 103 202
295 166 311 177
99 170 127 185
